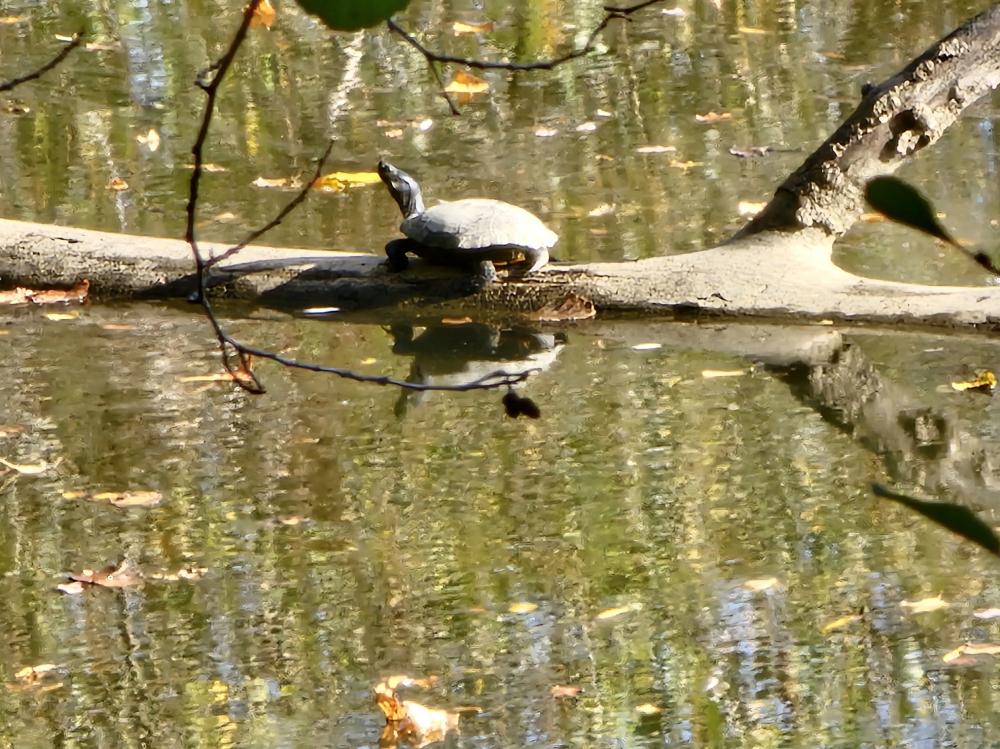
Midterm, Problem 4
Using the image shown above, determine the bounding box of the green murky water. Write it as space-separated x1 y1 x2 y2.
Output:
2 1 1000 747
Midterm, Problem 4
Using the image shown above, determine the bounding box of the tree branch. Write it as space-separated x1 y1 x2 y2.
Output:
183 4 540 399
387 0 670 111
0 32 83 93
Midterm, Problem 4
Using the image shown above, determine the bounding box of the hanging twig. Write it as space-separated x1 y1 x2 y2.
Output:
185 3 541 398
0 32 83 93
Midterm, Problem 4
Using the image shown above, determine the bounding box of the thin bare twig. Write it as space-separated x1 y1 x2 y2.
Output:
204 138 336 270
387 0 668 73
185 4 542 398
0 32 83 93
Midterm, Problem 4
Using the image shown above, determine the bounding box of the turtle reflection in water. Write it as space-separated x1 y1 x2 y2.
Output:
377 160 557 287
388 323 566 415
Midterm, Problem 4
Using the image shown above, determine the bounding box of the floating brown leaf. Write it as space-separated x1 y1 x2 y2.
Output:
550 684 583 699
93 490 163 508
252 175 298 189
251 0 277 28
452 19 494 34
375 676 459 748
942 642 1000 663
821 613 862 634
108 177 129 191
28 280 90 305
444 71 489 95
68 560 142 589
695 111 732 124
7 663 63 692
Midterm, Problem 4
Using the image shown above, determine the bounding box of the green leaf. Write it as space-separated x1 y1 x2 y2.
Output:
872 483 1000 557
864 176 959 247
294 0 410 31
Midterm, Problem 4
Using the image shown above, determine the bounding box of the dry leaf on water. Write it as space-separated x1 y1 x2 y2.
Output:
444 71 489 95
92 490 163 508
136 128 160 152
550 684 583 699
0 456 59 475
375 676 460 748
108 177 129 191
313 171 381 192
744 577 780 592
252 176 299 189
6 663 63 692
942 642 1000 663
452 20 494 34
508 601 538 614
595 602 643 621
821 613 862 634
635 703 662 715
951 371 997 393
695 111 732 124
66 560 142 590
900 595 948 614
251 0 276 28
0 280 89 306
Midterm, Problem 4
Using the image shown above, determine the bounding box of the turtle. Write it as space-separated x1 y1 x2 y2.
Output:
377 159 557 286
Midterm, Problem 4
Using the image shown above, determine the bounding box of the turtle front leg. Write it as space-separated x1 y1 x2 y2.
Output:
385 239 411 272
469 259 499 291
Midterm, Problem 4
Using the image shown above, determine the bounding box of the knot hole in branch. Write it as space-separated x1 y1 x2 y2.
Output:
880 109 932 161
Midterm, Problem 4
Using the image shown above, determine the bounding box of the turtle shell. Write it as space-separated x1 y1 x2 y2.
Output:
401 198 558 253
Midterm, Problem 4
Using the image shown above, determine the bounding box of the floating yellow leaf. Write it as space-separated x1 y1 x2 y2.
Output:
738 26 768 34
252 175 298 189
251 0 276 28
550 684 583 699
508 601 538 614
635 703 662 715
701 369 747 379
0 456 58 475
444 70 489 95
821 613 861 634
943 642 1000 663
595 602 642 620
0 16 28 24
452 20 494 34
44 311 79 321
669 159 703 170
534 126 559 137
313 170 381 192
744 577 779 592
900 595 948 613
951 370 996 393
93 490 163 508
108 177 129 191
360 357 377 365
136 128 160 152
695 111 732 124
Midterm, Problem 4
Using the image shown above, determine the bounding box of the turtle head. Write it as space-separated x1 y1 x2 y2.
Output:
378 160 425 219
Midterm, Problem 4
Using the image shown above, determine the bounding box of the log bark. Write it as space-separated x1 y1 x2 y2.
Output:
2 4 1000 329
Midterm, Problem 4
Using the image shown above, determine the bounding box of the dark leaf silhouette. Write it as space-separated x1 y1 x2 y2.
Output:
864 176 959 246
295 0 409 31
872 483 1000 556
864 176 1000 275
